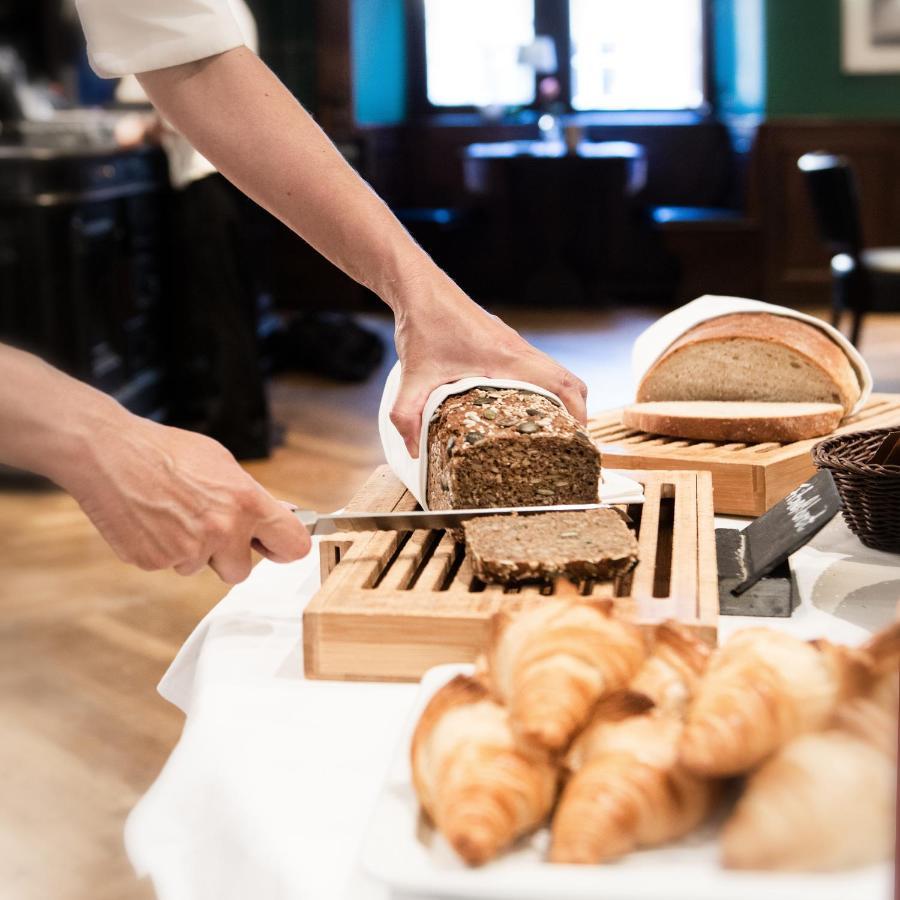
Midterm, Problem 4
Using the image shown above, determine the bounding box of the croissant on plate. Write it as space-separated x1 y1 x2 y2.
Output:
832 669 899 757
721 668 898 871
721 731 894 871
410 674 558 866
550 693 718 864
487 599 647 753
629 621 711 714
859 620 900 675
563 690 654 769
678 626 880 776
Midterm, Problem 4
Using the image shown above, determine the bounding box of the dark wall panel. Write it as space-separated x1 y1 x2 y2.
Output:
755 119 900 305
253 0 318 110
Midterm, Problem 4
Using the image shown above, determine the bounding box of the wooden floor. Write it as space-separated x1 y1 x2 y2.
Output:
1 307 898 900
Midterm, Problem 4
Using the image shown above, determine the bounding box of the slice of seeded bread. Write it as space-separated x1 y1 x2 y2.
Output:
426 388 601 510
622 401 844 443
636 313 861 414
464 509 638 584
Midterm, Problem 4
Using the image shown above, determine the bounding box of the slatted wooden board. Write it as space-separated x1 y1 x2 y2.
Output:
304 467 717 682
591 393 900 517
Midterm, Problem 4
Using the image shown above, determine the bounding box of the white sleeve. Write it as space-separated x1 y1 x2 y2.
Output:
74 0 246 78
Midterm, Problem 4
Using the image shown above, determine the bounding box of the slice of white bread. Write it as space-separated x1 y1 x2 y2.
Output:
636 314 861 415
622 401 844 443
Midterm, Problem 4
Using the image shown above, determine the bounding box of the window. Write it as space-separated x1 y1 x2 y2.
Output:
415 0 706 113
569 0 704 110
423 0 536 107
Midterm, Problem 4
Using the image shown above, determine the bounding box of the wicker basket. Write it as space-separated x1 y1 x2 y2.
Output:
813 427 900 553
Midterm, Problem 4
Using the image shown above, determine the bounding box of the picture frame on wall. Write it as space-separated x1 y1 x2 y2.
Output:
843 0 900 72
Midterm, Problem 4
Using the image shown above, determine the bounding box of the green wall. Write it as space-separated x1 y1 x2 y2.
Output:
766 0 900 118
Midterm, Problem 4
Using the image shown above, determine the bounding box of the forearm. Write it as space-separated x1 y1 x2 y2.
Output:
138 47 431 310
138 46 589 449
0 344 309 580
0 345 125 485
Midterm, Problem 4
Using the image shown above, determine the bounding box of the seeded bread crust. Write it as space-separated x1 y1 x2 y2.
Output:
636 313 861 414
426 388 601 510
464 509 638 583
622 401 844 443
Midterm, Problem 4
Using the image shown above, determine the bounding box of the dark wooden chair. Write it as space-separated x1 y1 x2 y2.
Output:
797 151 900 346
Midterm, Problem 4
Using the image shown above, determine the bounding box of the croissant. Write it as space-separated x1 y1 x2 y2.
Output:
860 619 900 675
487 599 647 753
410 674 558 866
679 627 874 776
722 665 898 871
550 695 718 864
629 621 711 714
562 690 655 769
832 669 899 759
721 729 895 871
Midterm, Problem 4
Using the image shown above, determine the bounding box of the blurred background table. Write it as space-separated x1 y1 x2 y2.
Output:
462 139 652 305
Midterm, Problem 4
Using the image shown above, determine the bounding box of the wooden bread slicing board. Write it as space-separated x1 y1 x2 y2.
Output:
304 466 717 683
592 393 900 517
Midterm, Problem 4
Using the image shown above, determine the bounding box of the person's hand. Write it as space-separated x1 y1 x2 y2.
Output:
58 409 310 584
389 269 588 456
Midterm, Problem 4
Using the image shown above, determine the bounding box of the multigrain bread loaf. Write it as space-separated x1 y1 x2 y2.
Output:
464 509 638 583
622 401 845 443
636 313 861 414
426 387 601 509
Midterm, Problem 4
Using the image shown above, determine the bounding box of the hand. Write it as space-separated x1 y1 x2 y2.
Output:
58 410 311 584
389 270 588 456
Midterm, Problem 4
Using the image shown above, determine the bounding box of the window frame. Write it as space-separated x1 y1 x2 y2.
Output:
405 0 713 119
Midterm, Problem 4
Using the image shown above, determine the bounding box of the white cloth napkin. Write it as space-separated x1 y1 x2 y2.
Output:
631 295 873 416
125 545 418 900
378 362 644 508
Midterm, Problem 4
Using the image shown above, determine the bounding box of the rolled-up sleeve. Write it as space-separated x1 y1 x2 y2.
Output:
74 0 245 78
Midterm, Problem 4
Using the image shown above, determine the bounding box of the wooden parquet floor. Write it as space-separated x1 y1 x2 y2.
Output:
1 308 898 900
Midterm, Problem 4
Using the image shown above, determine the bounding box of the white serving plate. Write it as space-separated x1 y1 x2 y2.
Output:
360 664 892 900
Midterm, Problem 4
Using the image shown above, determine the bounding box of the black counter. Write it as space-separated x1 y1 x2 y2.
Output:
0 132 170 418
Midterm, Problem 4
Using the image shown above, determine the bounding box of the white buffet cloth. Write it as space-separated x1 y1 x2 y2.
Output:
125 515 900 900
631 295 873 416
378 363 645 509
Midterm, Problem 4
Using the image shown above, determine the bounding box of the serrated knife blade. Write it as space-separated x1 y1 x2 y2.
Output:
293 502 636 536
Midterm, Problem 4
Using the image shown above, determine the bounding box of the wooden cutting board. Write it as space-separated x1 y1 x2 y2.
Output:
592 393 900 517
304 466 717 682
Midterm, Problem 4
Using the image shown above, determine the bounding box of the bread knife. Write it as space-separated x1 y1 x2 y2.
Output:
292 503 632 536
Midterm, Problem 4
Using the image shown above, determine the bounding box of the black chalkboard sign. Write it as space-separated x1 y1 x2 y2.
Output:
717 470 842 617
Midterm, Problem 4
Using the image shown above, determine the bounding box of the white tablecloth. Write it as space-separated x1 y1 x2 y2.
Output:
125 514 900 900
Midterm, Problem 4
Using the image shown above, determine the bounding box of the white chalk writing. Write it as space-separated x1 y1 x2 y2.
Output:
784 482 828 532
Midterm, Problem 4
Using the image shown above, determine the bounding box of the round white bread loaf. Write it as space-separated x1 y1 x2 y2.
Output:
636 313 861 414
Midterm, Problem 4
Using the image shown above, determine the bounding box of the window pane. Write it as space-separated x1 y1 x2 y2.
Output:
424 0 536 107
570 0 704 110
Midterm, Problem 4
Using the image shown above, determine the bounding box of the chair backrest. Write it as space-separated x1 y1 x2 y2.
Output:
797 151 863 256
